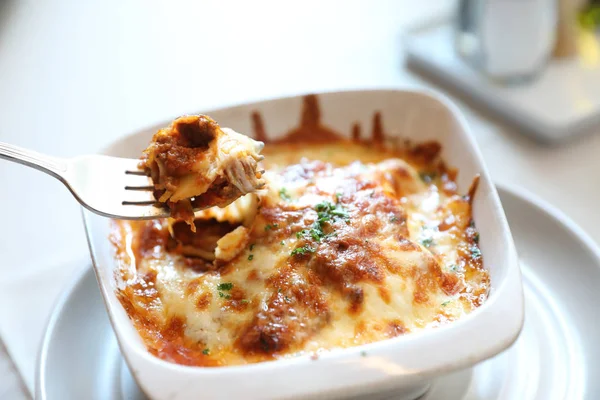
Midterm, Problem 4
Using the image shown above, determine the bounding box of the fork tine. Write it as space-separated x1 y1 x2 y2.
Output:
118 158 167 216
124 169 152 182
122 187 157 203
125 170 149 176
125 185 154 191
122 200 157 206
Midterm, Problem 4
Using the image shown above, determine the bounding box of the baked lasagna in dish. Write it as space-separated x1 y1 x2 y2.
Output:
112 96 489 367
140 115 265 228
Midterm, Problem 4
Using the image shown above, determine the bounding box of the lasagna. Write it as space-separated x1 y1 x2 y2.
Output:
141 115 265 227
112 98 489 367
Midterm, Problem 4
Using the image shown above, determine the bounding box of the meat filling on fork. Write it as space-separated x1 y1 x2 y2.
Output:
140 115 265 228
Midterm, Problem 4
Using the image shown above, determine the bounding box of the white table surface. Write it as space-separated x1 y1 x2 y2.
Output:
2 0 600 398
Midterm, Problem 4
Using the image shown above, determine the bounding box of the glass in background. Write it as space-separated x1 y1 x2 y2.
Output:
455 0 558 84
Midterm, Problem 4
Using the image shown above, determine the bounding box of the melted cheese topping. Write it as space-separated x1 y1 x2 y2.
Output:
112 139 489 367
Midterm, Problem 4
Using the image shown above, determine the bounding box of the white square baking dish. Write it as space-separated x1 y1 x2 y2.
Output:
83 89 524 400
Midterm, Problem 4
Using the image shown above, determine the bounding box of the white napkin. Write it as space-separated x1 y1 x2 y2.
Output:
0 257 89 394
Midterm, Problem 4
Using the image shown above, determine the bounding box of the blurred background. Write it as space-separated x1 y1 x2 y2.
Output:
1 0 600 398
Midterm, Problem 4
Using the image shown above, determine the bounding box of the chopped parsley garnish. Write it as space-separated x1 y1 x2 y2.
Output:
419 171 437 183
441 301 451 307
469 219 475 228
280 241 285 245
249 243 255 251
202 348 210 355
217 283 233 299
390 215 400 223
248 254 254 261
315 201 350 225
315 202 330 212
290 202 350 259
421 238 434 247
310 227 324 241
361 351 367 357
315 201 349 217
279 187 292 202
240 299 249 304
449 264 458 271
291 245 315 256
278 288 282 293
474 232 480 243
369 190 375 198
331 208 349 218
335 192 343 200
304 227 337 242
284 296 291 302
217 282 233 291
471 246 482 259
265 223 279 231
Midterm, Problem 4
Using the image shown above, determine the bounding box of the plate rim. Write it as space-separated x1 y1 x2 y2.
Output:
35 258 92 400
496 183 600 262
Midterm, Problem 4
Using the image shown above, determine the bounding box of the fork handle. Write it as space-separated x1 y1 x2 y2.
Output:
0 141 67 179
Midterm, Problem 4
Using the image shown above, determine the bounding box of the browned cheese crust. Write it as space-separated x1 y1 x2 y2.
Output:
112 96 490 367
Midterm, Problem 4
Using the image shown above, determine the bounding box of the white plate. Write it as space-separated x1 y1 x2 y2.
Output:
36 185 600 399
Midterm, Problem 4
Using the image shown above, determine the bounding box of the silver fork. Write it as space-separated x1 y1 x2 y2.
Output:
0 142 168 219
